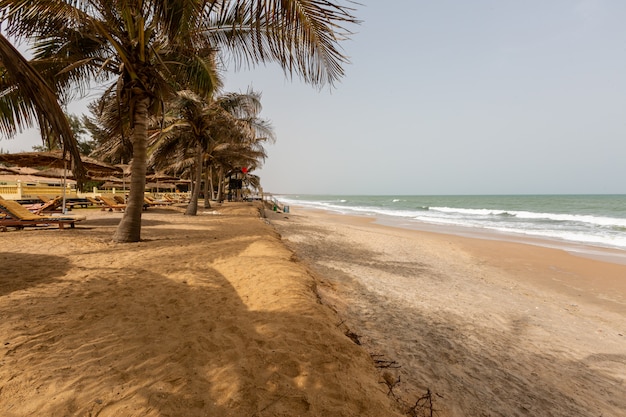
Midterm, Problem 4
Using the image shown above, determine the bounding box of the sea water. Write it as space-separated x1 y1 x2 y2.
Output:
275 194 626 253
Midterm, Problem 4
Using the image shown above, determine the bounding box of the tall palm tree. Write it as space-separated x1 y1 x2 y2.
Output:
1 0 221 241
211 143 267 202
154 90 222 216
205 90 274 205
150 88 273 215
0 0 358 242
204 118 271 206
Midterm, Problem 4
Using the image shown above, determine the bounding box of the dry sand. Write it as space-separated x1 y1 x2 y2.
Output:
267 207 626 417
0 203 402 417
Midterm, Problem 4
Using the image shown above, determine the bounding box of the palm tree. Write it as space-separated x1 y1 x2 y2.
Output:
210 137 269 202
204 128 270 205
0 0 358 242
1 1 222 241
154 90 222 216
150 89 273 215
204 90 274 205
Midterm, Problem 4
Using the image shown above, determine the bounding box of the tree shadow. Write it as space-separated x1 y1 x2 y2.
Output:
268 214 626 416
82 217 171 227
279 225 626 416
0 252 70 296
0 215 391 416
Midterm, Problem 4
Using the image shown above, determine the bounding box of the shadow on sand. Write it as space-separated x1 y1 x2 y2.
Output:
0 207 389 417
0 253 70 296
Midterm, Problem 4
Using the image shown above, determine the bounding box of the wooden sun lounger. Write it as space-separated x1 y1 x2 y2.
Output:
144 195 173 207
97 196 126 211
32 196 64 214
86 196 103 207
162 194 183 203
112 195 126 204
0 196 85 230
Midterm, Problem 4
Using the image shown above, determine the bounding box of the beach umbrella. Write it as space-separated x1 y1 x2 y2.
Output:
113 164 133 191
146 172 181 193
145 182 175 191
146 172 180 182
0 151 123 177
0 165 37 175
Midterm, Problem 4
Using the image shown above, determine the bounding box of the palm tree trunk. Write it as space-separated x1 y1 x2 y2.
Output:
185 143 204 215
203 164 211 208
113 96 149 242
216 165 224 202
209 165 216 201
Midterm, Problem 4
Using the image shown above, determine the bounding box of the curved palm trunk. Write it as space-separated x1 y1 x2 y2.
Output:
113 97 149 242
184 143 204 215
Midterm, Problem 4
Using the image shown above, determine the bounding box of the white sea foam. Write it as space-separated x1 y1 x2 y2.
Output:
429 206 626 228
275 195 626 251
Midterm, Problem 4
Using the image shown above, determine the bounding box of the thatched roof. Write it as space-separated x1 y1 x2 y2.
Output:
0 174 76 185
0 151 122 177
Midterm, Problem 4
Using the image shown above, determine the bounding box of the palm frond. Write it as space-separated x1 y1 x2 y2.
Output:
206 0 359 87
0 32 86 186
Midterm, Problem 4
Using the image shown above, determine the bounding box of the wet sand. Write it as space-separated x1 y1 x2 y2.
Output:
267 207 626 417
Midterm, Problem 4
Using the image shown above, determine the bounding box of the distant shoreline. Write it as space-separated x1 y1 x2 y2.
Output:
373 212 626 266
284 201 626 266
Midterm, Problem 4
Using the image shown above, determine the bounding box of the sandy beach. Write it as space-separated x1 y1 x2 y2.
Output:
267 207 626 417
2 201 625 417
0 203 402 417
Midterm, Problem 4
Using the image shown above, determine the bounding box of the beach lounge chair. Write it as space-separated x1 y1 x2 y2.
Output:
98 195 126 211
161 194 185 203
64 198 90 209
113 194 150 210
0 196 85 230
86 196 104 208
32 196 64 214
144 195 172 207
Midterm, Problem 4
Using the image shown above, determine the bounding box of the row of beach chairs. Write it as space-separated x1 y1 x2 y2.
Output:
86 195 174 211
0 193 177 231
86 195 126 211
0 195 85 231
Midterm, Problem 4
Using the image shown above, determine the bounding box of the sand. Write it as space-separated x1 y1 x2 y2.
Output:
0 203 402 417
267 207 626 417
2 202 625 417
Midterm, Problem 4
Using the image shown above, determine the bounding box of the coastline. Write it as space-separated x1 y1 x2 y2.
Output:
267 205 626 416
373 213 626 267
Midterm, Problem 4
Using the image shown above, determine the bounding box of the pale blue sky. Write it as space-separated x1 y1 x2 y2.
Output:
3 1 626 195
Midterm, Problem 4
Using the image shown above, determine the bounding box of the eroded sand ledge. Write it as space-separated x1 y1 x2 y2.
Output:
268 207 626 417
0 203 402 417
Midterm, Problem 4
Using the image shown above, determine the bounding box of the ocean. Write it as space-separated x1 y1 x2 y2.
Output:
274 194 626 254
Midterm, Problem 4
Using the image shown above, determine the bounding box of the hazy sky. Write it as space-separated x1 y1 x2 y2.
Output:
3 1 626 195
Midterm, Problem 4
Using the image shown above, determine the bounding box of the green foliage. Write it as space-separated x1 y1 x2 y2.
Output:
0 0 358 241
